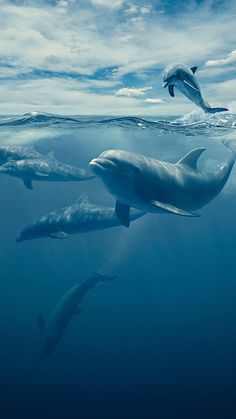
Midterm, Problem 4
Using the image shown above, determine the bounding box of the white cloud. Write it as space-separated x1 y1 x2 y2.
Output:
124 3 138 15
115 86 152 97
140 6 151 15
89 0 124 9
0 77 184 116
144 98 164 104
0 0 235 82
56 0 69 9
124 2 152 16
0 0 235 115
205 50 236 67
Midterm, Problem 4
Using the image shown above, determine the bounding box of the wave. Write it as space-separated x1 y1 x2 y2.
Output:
0 111 81 127
0 110 236 136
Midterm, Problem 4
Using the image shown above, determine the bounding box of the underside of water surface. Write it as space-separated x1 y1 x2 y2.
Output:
0 109 236 419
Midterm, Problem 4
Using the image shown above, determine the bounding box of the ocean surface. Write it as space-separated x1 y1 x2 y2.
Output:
0 110 236 419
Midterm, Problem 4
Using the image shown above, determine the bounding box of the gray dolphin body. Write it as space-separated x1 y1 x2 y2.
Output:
16 197 144 241
89 148 235 226
163 63 228 113
38 273 116 360
0 145 43 165
0 158 94 189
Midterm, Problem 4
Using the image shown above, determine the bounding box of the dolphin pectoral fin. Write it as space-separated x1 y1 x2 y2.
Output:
168 85 175 97
177 148 206 170
73 307 83 315
115 200 130 227
190 66 198 74
183 80 199 92
149 200 200 217
23 179 33 190
49 231 69 239
38 314 46 334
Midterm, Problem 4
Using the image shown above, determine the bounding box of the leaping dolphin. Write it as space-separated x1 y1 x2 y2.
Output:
38 273 116 361
163 63 228 113
16 196 144 241
89 148 235 227
0 158 95 189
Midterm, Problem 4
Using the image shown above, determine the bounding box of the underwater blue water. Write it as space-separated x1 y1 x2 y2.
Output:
0 111 236 418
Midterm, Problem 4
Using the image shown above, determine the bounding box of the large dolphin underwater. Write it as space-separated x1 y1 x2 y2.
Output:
16 196 144 242
0 157 95 189
38 273 116 361
0 145 44 165
163 63 228 114
89 147 235 227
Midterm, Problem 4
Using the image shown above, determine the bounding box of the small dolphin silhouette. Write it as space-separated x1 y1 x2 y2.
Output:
0 158 95 189
163 63 228 113
39 273 116 361
16 196 144 242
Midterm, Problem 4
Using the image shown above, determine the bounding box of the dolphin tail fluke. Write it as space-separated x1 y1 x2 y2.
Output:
206 107 228 114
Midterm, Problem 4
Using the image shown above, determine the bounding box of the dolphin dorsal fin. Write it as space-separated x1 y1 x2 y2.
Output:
177 148 206 169
191 66 198 74
76 194 90 205
46 151 56 161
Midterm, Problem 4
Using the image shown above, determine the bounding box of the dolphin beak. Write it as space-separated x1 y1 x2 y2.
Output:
89 157 116 173
163 82 168 88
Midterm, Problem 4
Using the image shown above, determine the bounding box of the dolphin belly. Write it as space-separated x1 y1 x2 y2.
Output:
175 80 208 110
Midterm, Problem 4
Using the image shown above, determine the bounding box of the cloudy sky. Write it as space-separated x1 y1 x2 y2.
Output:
0 0 236 115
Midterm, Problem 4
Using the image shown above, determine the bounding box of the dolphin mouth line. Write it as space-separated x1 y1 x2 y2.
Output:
89 158 118 172
163 82 168 88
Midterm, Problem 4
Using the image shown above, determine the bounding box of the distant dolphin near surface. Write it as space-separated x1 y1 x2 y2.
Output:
0 158 95 189
16 196 144 241
38 273 116 361
163 63 228 113
0 145 44 165
89 148 235 227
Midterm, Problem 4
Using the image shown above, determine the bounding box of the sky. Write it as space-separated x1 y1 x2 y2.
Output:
0 0 236 115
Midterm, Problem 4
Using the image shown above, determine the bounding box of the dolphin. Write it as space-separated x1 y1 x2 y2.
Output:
89 148 235 227
0 145 44 165
0 158 95 189
38 273 116 361
163 63 228 113
16 196 144 241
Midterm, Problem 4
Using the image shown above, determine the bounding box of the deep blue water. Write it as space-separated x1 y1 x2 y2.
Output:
0 111 236 419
